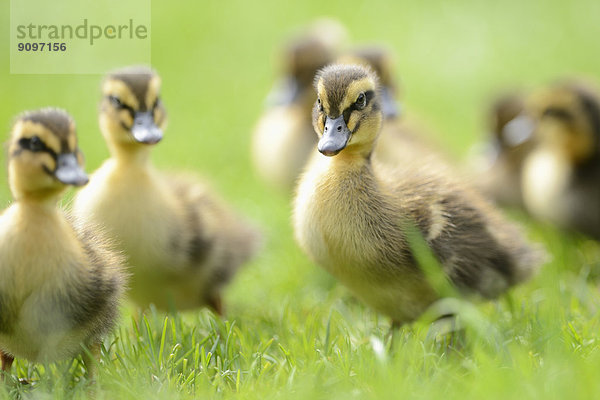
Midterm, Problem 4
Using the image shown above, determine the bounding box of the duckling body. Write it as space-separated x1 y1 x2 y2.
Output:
0 109 125 371
73 66 259 312
296 155 435 322
522 82 600 238
294 65 542 324
0 205 121 361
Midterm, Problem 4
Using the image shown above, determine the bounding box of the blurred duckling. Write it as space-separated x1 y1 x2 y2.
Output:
251 19 348 190
0 109 126 378
522 81 600 239
73 66 260 313
294 64 543 325
470 92 536 208
339 46 447 168
339 45 400 120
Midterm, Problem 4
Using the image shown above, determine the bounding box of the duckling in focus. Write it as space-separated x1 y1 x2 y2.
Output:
294 64 543 325
252 19 348 190
73 66 260 313
522 81 600 239
0 109 126 378
471 92 536 208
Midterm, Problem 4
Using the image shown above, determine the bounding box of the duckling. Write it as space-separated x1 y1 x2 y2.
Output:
522 81 600 239
294 64 543 325
251 20 348 190
470 92 536 208
0 108 126 377
73 66 260 313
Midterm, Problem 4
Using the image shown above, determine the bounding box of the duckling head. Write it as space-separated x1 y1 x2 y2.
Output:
488 93 534 151
338 46 399 119
529 82 600 165
270 19 348 108
285 37 334 94
271 34 341 108
8 108 88 201
313 64 382 157
99 66 167 153
286 18 348 89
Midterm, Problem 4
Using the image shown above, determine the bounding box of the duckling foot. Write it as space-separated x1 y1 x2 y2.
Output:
0 351 14 381
0 353 30 385
426 313 465 351
387 320 404 351
207 293 224 316
82 342 101 384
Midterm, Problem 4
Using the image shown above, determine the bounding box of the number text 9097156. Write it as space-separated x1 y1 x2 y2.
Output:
17 42 67 51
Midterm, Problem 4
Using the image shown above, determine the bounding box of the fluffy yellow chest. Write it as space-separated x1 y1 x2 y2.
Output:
522 149 571 223
73 160 184 270
293 155 436 323
252 104 316 188
0 205 84 292
294 156 382 277
0 204 98 361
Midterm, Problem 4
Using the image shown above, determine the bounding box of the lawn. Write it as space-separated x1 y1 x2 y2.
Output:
1 0 600 398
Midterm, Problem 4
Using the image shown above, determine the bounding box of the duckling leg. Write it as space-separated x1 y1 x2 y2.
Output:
426 313 465 350
207 293 224 316
386 320 404 351
1 351 14 373
82 342 101 382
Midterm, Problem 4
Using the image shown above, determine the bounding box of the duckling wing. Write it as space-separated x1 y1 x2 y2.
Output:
162 173 261 285
386 165 543 299
565 165 600 239
67 216 128 339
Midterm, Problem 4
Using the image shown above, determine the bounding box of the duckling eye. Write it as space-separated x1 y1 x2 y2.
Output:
108 95 125 109
19 135 45 152
29 136 44 151
356 92 366 109
543 107 573 122
317 97 324 112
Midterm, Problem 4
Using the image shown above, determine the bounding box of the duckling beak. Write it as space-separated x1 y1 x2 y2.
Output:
501 114 535 147
318 115 351 156
131 111 163 144
54 153 89 186
381 88 399 119
265 77 300 107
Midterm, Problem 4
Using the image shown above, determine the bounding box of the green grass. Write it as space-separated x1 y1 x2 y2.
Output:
1 0 600 398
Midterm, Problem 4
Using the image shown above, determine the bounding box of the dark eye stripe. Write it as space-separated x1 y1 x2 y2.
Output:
14 137 58 160
107 95 136 118
542 107 573 121
342 90 376 124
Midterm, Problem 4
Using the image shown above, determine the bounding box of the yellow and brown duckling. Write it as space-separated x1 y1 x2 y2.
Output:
0 108 126 378
522 81 600 239
251 20 348 190
471 92 536 208
73 66 260 313
294 64 543 325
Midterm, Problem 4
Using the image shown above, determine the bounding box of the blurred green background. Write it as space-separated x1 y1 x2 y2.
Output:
1 0 600 398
